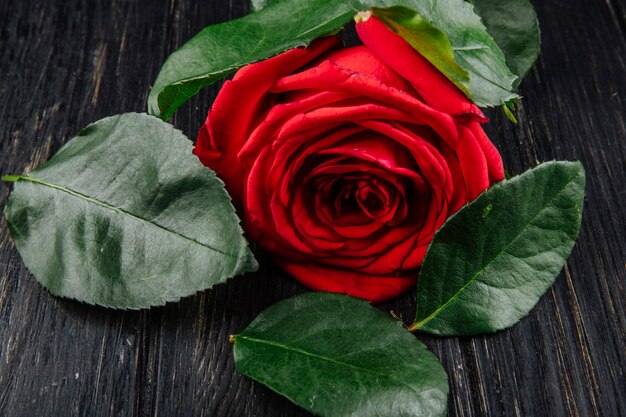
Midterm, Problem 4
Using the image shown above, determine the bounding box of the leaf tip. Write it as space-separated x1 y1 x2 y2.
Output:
229 334 237 344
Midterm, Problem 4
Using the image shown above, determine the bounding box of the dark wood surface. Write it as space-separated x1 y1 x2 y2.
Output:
1 0 624 416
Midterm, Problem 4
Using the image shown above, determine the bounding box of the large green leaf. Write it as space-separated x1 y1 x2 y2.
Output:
233 292 448 417
469 0 540 84
149 0 518 120
2 113 257 309
410 162 585 336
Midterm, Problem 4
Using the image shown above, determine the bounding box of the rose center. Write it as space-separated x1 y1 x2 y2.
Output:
312 173 405 226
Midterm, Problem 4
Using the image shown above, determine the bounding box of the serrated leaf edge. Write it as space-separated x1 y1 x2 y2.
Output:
3 112 258 309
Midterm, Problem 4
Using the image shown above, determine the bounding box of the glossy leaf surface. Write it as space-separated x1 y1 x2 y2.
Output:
3 113 257 308
412 162 585 336
234 292 448 417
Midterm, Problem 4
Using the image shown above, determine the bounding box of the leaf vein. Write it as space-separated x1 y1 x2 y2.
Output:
415 175 576 329
237 335 426 397
13 175 238 258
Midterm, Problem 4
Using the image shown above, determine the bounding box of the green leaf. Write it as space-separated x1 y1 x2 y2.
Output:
233 292 448 417
147 0 355 120
149 0 518 119
411 161 585 336
469 0 540 84
3 113 257 309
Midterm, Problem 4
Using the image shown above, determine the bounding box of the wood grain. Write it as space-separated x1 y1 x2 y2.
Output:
0 0 624 416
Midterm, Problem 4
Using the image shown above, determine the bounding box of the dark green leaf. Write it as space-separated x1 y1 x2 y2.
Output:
469 0 540 84
3 113 257 309
233 292 448 417
149 0 518 119
411 161 585 336
147 0 355 120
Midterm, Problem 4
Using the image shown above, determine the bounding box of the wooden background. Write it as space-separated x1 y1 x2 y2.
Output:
0 0 624 416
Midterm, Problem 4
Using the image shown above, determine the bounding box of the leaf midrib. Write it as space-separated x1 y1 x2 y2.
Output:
414 173 576 329
165 7 354 88
12 175 237 258
238 334 431 399
238 334 393 376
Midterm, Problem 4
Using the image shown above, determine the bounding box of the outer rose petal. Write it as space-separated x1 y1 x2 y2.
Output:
194 36 341 204
276 260 416 303
271 59 459 146
468 121 506 182
324 46 414 93
456 126 490 199
356 16 484 120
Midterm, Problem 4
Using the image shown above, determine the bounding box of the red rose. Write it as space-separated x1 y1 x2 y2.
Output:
194 16 504 302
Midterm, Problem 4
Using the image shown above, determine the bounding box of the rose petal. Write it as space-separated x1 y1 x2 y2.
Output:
440 145 468 213
317 131 418 174
324 45 415 93
276 260 417 303
272 59 459 145
468 121 506 183
356 16 484 120
239 91 352 170
358 120 452 194
194 36 341 204
456 126 490 199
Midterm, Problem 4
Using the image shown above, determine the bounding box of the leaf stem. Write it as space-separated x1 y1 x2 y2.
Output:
407 322 421 333
1 174 23 183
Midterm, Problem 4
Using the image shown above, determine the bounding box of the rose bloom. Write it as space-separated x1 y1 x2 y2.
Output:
194 16 504 302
